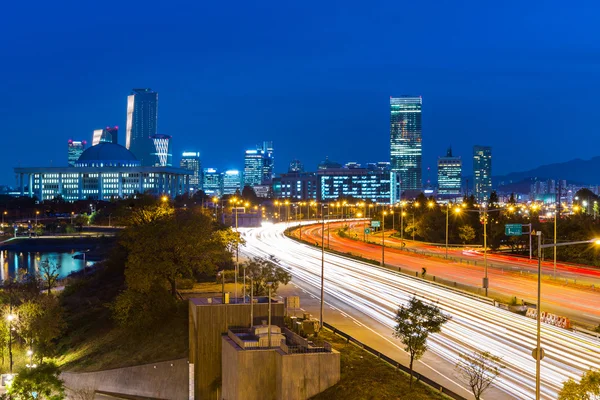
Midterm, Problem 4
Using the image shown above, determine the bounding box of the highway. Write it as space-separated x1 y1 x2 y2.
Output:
241 222 600 400
296 221 600 327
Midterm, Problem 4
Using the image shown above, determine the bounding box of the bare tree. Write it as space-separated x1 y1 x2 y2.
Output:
455 350 503 400
38 259 60 295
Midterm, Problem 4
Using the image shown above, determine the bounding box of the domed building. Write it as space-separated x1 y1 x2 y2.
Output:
15 142 190 201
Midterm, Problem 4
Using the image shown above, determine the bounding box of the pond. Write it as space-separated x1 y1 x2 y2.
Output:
0 250 94 280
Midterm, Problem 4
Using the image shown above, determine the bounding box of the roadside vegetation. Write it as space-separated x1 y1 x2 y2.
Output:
311 329 446 400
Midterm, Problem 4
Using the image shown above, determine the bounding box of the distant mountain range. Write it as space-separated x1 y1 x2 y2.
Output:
493 157 600 192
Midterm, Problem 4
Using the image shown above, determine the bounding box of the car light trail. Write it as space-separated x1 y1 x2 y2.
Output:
241 223 600 400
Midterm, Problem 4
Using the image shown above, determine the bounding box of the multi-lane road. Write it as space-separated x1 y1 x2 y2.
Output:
241 222 600 400
296 221 600 327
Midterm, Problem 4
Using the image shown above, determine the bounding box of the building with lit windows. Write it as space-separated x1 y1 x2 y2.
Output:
390 96 422 201
273 172 318 200
262 141 274 184
150 134 172 167
15 143 189 201
437 147 462 196
67 140 87 167
203 168 223 196
318 168 391 203
244 149 265 186
180 152 201 192
223 170 242 195
288 159 303 173
126 88 158 166
473 145 492 203
92 126 119 146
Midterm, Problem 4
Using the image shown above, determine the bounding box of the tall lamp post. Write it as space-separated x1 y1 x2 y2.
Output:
319 204 328 328
533 235 600 400
381 211 387 267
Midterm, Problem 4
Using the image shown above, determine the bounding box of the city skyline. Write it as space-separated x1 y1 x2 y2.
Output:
2 1 600 186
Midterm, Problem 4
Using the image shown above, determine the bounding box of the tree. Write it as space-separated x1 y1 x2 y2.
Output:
559 369 600 400
392 296 451 386
31 295 65 361
241 185 259 205
458 225 476 244
244 256 291 296
455 350 503 400
38 259 60 295
6 362 65 399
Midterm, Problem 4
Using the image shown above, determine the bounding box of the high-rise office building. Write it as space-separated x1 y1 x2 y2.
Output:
150 134 172 167
126 88 158 166
244 149 265 186
203 168 223 196
262 141 274 184
223 170 242 195
67 140 87 167
390 96 422 201
288 159 304 173
92 126 119 146
437 147 462 196
473 145 492 203
180 152 201 192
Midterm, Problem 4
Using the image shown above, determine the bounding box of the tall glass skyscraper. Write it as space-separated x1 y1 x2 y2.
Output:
150 134 172 167
390 96 422 200
244 149 264 186
203 168 223 196
223 170 242 195
473 145 492 203
92 126 119 146
126 88 158 166
262 141 274 184
437 147 462 196
67 140 87 167
180 152 201 191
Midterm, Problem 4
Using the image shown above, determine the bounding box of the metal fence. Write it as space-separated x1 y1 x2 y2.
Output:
322 322 467 400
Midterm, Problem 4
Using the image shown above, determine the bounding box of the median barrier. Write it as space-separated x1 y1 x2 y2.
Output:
322 321 466 400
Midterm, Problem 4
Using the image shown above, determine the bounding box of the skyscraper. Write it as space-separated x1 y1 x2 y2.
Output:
92 126 119 146
244 149 265 186
150 134 172 167
437 147 462 196
67 140 87 167
390 96 422 201
223 170 242 195
473 145 492 203
262 141 274 184
203 168 223 196
180 152 201 192
126 88 158 166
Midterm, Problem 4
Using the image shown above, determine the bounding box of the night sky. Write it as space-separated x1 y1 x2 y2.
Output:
1 1 599 186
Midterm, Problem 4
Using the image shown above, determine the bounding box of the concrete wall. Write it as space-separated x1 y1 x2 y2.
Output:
221 337 340 400
189 299 285 399
61 358 189 400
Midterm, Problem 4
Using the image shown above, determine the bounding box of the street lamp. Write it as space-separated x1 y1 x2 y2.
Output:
2 210 6 228
161 195 168 203
320 203 328 328
533 236 600 400
381 211 387 267
35 210 40 226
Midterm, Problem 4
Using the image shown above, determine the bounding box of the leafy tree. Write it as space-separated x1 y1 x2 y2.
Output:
244 256 291 296
31 295 65 361
16 301 42 350
38 259 60 295
126 202 173 226
559 369 600 400
458 225 476 244
241 185 259 205
508 193 516 205
488 191 499 208
6 362 65 399
455 350 503 400
392 296 451 386
120 208 236 296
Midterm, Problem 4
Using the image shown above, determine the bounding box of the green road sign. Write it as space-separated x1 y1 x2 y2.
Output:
505 224 522 236
364 228 371 234
371 220 381 228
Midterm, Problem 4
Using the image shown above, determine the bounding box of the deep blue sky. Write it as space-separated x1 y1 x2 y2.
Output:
1 1 599 186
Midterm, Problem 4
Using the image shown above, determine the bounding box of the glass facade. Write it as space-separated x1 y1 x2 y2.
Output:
203 168 223 196
180 152 201 191
278 172 318 200
223 170 241 195
151 134 172 167
473 145 492 203
262 141 274 184
390 96 422 196
93 126 118 146
244 150 264 186
67 140 86 167
126 88 158 166
437 148 462 195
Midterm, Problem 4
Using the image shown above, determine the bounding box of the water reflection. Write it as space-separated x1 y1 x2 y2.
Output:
0 250 93 280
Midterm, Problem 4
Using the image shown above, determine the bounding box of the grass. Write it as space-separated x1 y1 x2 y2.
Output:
55 263 188 372
311 329 447 400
